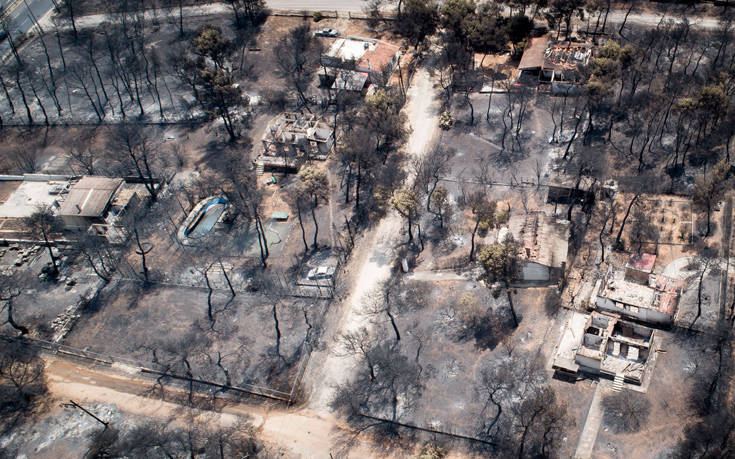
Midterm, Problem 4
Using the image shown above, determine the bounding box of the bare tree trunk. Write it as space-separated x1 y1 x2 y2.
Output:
40 227 58 277
254 212 268 267
27 76 49 126
296 204 308 253
204 267 215 325
81 250 110 282
615 194 640 247
219 260 235 298
0 73 15 115
134 228 150 284
272 302 284 361
618 4 634 38
14 68 34 125
311 198 319 250
564 110 584 160
506 288 519 327
470 219 480 261
690 263 707 329
5 299 29 335
178 0 185 37
386 308 401 341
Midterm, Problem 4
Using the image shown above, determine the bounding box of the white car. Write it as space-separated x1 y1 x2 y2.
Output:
48 184 70 195
307 266 336 280
314 28 339 37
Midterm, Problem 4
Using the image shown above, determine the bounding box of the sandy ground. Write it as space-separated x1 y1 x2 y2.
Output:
42 358 400 458
301 67 440 416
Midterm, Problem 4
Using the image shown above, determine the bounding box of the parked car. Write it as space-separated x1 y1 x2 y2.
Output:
307 266 336 280
313 28 339 37
48 184 70 195
0 30 7 43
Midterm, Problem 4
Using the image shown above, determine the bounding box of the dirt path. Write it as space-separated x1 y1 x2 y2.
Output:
303 67 440 415
43 358 399 458
574 383 608 459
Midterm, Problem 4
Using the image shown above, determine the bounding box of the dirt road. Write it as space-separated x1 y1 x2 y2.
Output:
302 68 440 416
44 358 399 458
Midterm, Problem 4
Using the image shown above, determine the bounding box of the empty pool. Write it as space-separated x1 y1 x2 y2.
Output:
183 197 228 239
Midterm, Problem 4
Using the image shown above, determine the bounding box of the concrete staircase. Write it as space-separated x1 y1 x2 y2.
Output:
256 162 265 176
612 373 625 392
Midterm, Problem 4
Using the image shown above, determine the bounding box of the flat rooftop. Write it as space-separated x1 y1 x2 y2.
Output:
0 179 66 218
326 37 375 61
58 177 124 218
602 274 657 309
552 310 588 372
599 270 679 315
324 37 400 73
627 253 656 273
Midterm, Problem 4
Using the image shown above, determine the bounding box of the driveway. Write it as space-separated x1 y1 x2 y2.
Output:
303 67 440 415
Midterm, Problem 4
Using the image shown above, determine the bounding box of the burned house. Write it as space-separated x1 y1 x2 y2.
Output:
256 113 334 173
58 176 125 229
591 264 685 326
553 311 657 385
0 174 147 243
518 37 593 94
507 212 569 285
625 253 657 285
546 174 596 205
321 37 401 87
330 70 370 91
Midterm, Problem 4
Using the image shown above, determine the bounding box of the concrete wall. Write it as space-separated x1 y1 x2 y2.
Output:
521 261 550 282
518 262 564 285
575 355 601 373
551 82 580 95
595 296 672 325
61 215 94 230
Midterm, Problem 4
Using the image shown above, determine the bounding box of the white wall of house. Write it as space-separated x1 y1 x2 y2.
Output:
521 261 551 282
576 355 602 373
595 296 672 325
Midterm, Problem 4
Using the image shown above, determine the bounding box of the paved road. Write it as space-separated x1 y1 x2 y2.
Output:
605 8 722 31
1 0 55 59
265 0 375 12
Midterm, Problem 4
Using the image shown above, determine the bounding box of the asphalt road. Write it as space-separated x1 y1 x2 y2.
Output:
264 0 395 12
1 0 55 59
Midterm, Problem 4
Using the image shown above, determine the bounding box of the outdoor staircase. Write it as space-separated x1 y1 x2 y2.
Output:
612 374 625 392
256 162 265 176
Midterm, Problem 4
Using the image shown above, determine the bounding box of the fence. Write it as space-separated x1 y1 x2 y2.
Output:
4 335 304 404
358 412 497 447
